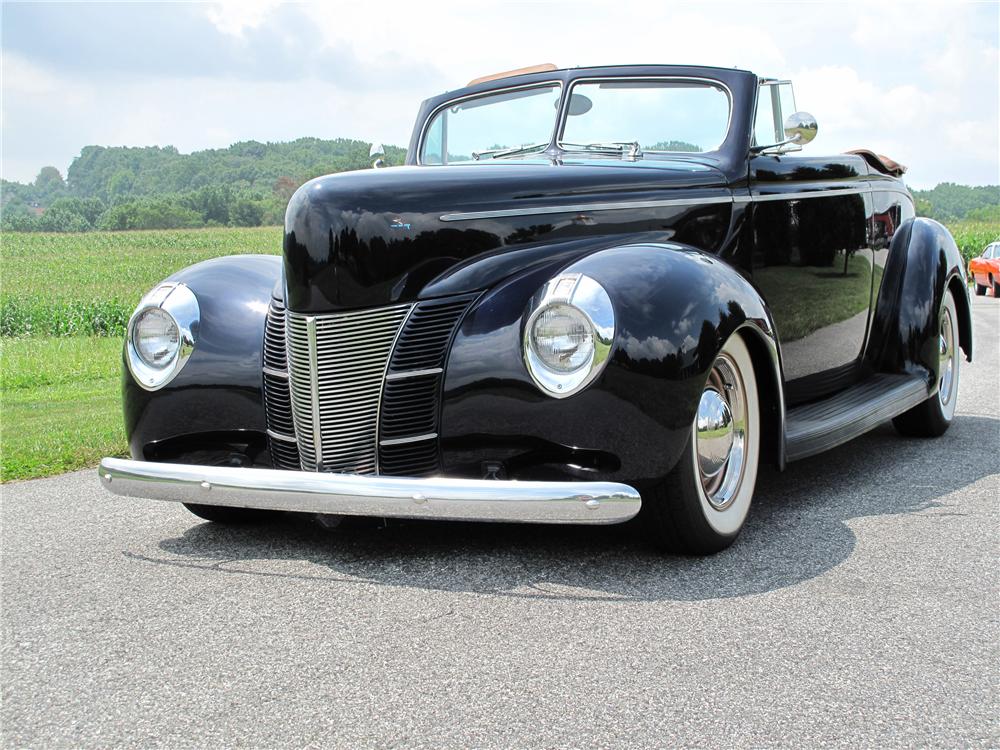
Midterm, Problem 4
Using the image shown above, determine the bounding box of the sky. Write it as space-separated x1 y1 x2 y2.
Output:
1 0 998 189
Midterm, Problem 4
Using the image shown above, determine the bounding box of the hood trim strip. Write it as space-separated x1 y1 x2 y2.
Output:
440 195 733 221
439 185 879 222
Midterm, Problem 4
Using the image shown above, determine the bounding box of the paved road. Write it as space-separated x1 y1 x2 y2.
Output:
3 296 998 749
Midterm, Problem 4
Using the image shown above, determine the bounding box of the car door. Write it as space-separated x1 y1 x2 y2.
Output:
746 80 875 404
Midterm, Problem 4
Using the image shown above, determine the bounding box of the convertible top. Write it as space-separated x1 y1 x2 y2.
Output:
847 148 907 176
467 63 558 86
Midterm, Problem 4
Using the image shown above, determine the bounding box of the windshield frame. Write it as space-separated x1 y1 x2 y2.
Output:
556 76 734 156
416 80 563 166
415 74 734 165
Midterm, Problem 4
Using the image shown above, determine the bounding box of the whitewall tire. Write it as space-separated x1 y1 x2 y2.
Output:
645 333 761 554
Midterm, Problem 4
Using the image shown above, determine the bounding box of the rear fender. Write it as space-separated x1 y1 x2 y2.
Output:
866 218 973 387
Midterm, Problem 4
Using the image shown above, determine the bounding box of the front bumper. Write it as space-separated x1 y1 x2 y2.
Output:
98 458 642 524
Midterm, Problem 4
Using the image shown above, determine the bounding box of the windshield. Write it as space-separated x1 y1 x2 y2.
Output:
560 80 731 153
420 84 561 164
418 77 732 164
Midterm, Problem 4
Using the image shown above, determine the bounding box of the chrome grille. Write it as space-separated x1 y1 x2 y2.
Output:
377 294 478 476
262 299 300 470
286 305 412 474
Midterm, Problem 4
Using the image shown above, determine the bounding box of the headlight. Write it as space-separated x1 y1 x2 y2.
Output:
529 304 595 372
126 283 199 390
523 273 614 398
131 308 179 368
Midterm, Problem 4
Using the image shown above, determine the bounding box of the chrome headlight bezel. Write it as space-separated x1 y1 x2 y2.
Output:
126 283 199 391
522 273 615 398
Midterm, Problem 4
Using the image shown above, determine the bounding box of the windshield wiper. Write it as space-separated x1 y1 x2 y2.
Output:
472 142 549 160
560 141 643 158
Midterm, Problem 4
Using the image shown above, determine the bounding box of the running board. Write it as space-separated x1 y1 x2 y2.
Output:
785 373 929 462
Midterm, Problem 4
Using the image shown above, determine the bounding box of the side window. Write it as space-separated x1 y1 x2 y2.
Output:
754 81 797 148
754 86 780 146
422 116 444 165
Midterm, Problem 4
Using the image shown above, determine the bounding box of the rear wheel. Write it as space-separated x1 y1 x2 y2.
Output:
644 334 760 555
975 281 987 296
893 292 960 437
992 275 1000 298
183 503 276 524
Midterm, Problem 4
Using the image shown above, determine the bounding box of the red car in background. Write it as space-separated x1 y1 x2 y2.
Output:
970 242 1000 297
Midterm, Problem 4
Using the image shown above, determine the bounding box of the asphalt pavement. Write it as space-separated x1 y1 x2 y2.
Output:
2 295 998 749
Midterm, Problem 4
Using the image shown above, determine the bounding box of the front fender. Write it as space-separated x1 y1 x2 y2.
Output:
866 218 973 384
123 255 281 461
439 242 784 485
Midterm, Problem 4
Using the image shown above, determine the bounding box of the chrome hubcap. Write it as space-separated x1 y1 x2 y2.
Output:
938 307 955 406
696 389 734 477
695 354 747 510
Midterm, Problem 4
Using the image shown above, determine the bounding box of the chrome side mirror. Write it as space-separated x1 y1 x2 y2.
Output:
752 111 818 154
369 143 386 169
783 111 818 146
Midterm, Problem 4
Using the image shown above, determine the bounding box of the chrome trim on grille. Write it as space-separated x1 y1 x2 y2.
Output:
286 305 412 474
262 299 301 470
305 317 323 468
262 366 288 379
380 433 438 447
385 367 444 380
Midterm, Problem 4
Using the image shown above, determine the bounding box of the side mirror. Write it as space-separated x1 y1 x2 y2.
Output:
369 143 386 169
751 111 819 154
783 111 818 146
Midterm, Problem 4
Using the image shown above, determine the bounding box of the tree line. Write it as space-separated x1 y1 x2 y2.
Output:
910 183 1000 222
1 138 406 232
1 137 996 232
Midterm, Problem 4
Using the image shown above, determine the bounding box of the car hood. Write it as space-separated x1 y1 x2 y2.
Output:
282 159 731 312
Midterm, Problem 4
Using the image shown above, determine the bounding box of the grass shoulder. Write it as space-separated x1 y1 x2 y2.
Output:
1 338 127 481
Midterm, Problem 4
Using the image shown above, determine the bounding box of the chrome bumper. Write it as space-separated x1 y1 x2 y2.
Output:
98 458 642 524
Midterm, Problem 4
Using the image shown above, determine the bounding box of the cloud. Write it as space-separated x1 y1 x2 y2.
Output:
0 54 60 95
1 0 996 187
203 0 281 37
0 1 442 87
792 50 998 187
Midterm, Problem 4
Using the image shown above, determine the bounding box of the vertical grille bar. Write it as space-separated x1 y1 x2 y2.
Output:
306 317 324 468
262 299 301 470
378 294 478 477
286 305 411 474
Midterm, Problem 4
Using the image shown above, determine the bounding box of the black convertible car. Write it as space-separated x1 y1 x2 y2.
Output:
100 64 972 554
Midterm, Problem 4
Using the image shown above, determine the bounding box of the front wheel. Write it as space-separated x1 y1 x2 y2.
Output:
644 333 761 555
974 281 987 296
893 292 961 437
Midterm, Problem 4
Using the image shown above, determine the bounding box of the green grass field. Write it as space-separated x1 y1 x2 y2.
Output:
0 227 281 480
950 218 1000 265
0 337 125 480
0 219 997 482
1 226 281 336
